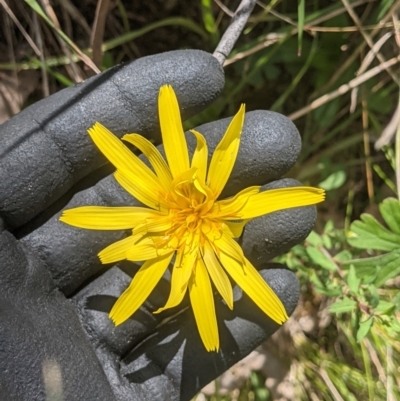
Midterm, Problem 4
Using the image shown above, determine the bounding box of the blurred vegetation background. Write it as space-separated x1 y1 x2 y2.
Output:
0 0 399 400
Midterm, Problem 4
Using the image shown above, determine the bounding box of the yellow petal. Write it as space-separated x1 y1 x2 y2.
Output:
236 187 325 220
207 104 245 197
204 227 245 264
192 174 215 214
169 167 205 209
125 237 172 261
60 206 165 230
110 252 174 325
202 241 233 309
218 251 288 324
189 258 219 352
98 234 141 264
122 134 172 190
190 129 208 182
154 246 197 313
114 170 168 212
210 186 260 219
224 220 249 238
88 123 163 200
158 85 190 178
133 216 173 237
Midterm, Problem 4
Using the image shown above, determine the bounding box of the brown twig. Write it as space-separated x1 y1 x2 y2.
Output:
213 0 257 65
90 0 111 69
362 97 374 202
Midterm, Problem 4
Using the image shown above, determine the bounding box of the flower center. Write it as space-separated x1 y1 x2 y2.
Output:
157 170 218 253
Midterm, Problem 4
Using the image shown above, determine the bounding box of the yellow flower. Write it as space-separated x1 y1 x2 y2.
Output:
60 85 325 352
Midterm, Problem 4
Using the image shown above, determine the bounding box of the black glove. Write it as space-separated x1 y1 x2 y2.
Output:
0 50 316 401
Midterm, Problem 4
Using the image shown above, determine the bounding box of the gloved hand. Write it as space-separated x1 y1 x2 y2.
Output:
0 50 316 401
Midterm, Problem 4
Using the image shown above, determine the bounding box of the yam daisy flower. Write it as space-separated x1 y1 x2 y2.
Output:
60 85 325 351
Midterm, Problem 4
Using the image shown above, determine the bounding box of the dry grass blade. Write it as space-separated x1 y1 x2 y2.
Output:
375 96 400 150
362 99 374 202
24 0 100 74
306 22 397 32
61 0 91 36
318 368 345 401
0 0 41 56
40 0 83 82
350 32 393 112
214 0 234 17
225 0 372 66
394 12 400 47
312 0 397 98
289 55 400 121
224 33 284 66
90 0 111 68
364 338 387 384
341 0 399 84
32 11 49 97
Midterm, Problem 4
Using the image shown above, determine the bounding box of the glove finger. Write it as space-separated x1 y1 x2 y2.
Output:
0 229 117 401
95 266 299 401
72 264 169 358
0 50 224 230
242 178 317 267
21 110 302 294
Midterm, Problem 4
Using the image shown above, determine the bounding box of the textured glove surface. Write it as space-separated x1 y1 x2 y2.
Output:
0 50 312 401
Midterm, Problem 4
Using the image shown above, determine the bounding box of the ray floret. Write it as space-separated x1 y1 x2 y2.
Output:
61 85 325 352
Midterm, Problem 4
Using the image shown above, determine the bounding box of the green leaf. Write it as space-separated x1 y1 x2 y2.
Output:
347 265 360 293
324 220 334 233
306 247 337 271
374 250 400 286
379 198 400 235
309 270 324 287
314 286 342 297
335 250 353 263
390 318 400 332
297 0 305 56
378 0 396 19
357 317 373 342
199 0 220 47
309 272 341 296
250 371 265 389
374 300 395 315
322 234 332 249
319 170 346 191
329 298 356 314
367 284 380 308
254 388 269 401
306 230 323 247
344 258 376 283
264 64 281 80
392 291 400 310
347 214 400 251
313 98 341 128
345 250 400 286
